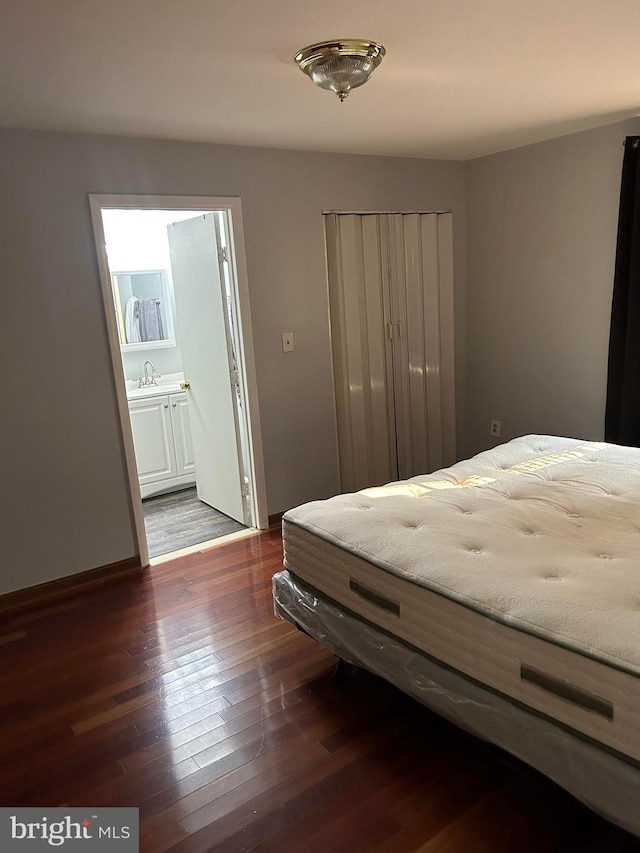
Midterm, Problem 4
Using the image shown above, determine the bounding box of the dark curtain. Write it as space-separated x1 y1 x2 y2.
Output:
605 136 640 446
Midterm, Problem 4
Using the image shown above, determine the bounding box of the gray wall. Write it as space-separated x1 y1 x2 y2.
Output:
465 118 640 456
0 128 466 595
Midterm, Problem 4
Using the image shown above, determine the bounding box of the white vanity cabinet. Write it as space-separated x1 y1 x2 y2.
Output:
128 390 196 498
170 394 195 477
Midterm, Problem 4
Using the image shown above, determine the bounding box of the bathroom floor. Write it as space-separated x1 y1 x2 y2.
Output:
142 487 246 557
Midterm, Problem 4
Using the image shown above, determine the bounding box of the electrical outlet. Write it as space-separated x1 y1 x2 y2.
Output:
282 331 294 352
490 419 501 438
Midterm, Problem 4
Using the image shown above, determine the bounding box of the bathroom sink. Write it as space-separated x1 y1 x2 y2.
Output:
127 384 183 400
125 374 185 400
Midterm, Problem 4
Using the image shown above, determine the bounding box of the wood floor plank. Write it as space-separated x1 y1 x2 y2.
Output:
1 529 635 853
137 730 322 822
76 755 201 812
72 690 164 734
169 700 419 852
225 706 428 853
177 741 330 834
0 628 27 645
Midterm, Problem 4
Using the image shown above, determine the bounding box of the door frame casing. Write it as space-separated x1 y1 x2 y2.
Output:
89 193 269 567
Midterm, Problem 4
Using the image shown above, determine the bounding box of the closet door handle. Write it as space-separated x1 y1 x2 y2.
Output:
396 321 403 338
386 322 393 340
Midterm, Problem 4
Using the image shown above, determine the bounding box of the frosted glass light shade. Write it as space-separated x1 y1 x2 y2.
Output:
295 40 386 102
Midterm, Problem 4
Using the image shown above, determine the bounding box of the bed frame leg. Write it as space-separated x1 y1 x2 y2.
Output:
333 658 346 683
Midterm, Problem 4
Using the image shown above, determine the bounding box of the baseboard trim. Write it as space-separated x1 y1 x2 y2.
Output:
268 512 284 529
0 556 143 617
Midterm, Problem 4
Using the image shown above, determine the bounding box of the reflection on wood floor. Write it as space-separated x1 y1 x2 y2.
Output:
0 529 636 851
143 487 245 557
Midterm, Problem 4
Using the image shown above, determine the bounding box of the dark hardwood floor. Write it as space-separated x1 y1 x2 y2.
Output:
0 529 637 852
143 488 246 557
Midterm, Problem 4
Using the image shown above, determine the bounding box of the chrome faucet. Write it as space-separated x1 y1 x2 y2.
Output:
139 360 160 387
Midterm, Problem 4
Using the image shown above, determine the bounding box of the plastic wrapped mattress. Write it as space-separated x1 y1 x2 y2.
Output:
277 435 640 835
273 568 640 837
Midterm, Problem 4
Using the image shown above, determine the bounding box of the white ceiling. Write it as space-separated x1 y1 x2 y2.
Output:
1 0 639 160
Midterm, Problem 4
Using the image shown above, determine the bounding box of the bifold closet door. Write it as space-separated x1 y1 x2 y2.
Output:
325 212 456 495
389 213 456 479
325 214 397 492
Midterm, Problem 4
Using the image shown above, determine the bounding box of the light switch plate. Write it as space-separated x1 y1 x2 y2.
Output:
282 331 294 352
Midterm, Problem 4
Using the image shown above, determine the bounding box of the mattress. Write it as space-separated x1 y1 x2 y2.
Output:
273 568 640 838
282 435 640 763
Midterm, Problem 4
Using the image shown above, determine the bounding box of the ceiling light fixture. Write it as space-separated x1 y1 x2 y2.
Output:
294 39 386 102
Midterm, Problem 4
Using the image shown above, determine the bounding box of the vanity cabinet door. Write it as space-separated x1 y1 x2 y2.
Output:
128 396 178 484
170 392 195 477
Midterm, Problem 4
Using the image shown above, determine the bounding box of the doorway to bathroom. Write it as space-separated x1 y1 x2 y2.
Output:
90 195 268 564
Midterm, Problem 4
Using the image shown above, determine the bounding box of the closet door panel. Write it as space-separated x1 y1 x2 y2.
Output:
326 214 359 491
437 213 457 466
338 215 368 488
391 213 448 478
326 210 456 493
389 214 412 480
361 215 397 486
420 213 444 472
326 215 396 493
390 214 434 479
378 216 398 481
406 213 432 477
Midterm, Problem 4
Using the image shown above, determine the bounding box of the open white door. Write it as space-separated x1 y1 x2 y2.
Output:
167 213 246 524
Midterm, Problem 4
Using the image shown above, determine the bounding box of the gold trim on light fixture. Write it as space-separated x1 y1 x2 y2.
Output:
294 39 386 102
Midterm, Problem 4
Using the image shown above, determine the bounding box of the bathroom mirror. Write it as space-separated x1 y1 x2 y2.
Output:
111 269 176 351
